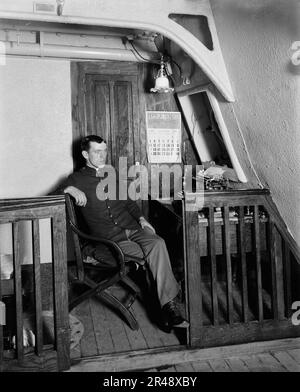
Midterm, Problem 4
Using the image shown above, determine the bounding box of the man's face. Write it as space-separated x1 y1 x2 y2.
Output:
82 141 108 168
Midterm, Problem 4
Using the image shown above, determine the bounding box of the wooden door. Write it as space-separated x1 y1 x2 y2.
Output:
85 74 140 168
72 62 141 169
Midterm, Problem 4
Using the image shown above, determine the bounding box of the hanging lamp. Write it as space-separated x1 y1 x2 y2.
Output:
150 55 174 93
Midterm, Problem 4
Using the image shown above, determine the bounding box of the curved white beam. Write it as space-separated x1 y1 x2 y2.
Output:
0 0 235 101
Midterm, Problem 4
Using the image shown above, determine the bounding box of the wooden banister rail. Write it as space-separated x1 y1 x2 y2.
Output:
0 196 70 372
184 189 300 348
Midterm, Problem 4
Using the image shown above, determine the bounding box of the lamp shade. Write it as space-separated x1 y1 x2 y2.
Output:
150 56 174 93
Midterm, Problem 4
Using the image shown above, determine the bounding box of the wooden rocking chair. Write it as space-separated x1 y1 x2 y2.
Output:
65 194 147 331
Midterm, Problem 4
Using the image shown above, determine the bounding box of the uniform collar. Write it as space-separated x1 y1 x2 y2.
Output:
81 165 110 177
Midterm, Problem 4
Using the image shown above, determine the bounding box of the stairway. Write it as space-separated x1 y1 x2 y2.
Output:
201 281 273 325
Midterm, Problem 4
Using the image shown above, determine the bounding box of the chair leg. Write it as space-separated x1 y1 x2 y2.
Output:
122 292 138 310
95 289 139 331
121 275 141 297
68 274 120 312
122 264 153 303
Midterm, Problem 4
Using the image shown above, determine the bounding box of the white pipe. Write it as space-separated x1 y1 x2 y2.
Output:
3 41 159 62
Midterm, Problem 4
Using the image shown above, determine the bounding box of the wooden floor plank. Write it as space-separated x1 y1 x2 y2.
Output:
70 307 82 359
70 346 81 360
191 360 213 372
76 300 98 357
123 312 148 351
286 349 300 364
225 357 250 372
133 300 168 349
112 285 180 348
256 353 287 372
241 355 272 372
208 358 232 372
175 362 195 372
89 298 115 355
159 366 176 372
69 337 300 373
72 283 180 358
102 300 132 353
272 351 300 372
157 326 181 347
105 282 148 353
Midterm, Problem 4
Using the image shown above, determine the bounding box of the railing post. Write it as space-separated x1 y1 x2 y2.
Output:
223 205 233 324
32 219 43 356
269 220 285 320
238 206 249 322
269 218 284 320
253 205 263 322
185 207 203 346
283 242 292 318
274 230 285 320
13 222 24 362
52 208 70 371
208 207 218 325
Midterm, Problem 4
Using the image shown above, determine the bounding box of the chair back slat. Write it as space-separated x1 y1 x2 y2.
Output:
65 194 84 280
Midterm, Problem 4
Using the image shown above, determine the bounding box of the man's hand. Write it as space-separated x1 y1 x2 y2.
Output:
64 186 87 207
139 217 156 234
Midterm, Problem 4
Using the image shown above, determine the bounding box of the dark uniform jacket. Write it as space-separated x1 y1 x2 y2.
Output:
61 166 143 242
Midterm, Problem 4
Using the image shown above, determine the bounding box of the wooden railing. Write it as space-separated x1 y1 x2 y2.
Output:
184 189 300 347
0 196 70 372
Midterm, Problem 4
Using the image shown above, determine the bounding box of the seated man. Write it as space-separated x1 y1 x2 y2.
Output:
62 135 188 330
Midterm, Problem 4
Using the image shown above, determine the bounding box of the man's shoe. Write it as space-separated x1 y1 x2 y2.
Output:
162 300 189 329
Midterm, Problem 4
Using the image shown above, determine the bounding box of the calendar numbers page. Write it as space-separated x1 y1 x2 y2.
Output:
146 112 181 163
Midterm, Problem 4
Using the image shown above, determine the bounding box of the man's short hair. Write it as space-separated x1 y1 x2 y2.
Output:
81 135 106 152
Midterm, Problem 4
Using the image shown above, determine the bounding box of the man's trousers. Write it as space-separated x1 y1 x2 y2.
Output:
118 227 180 307
87 227 180 307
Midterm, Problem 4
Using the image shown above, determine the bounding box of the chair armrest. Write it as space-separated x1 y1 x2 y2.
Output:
68 220 126 274
65 193 145 272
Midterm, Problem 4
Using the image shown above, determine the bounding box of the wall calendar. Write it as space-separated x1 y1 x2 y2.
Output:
146 111 182 163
